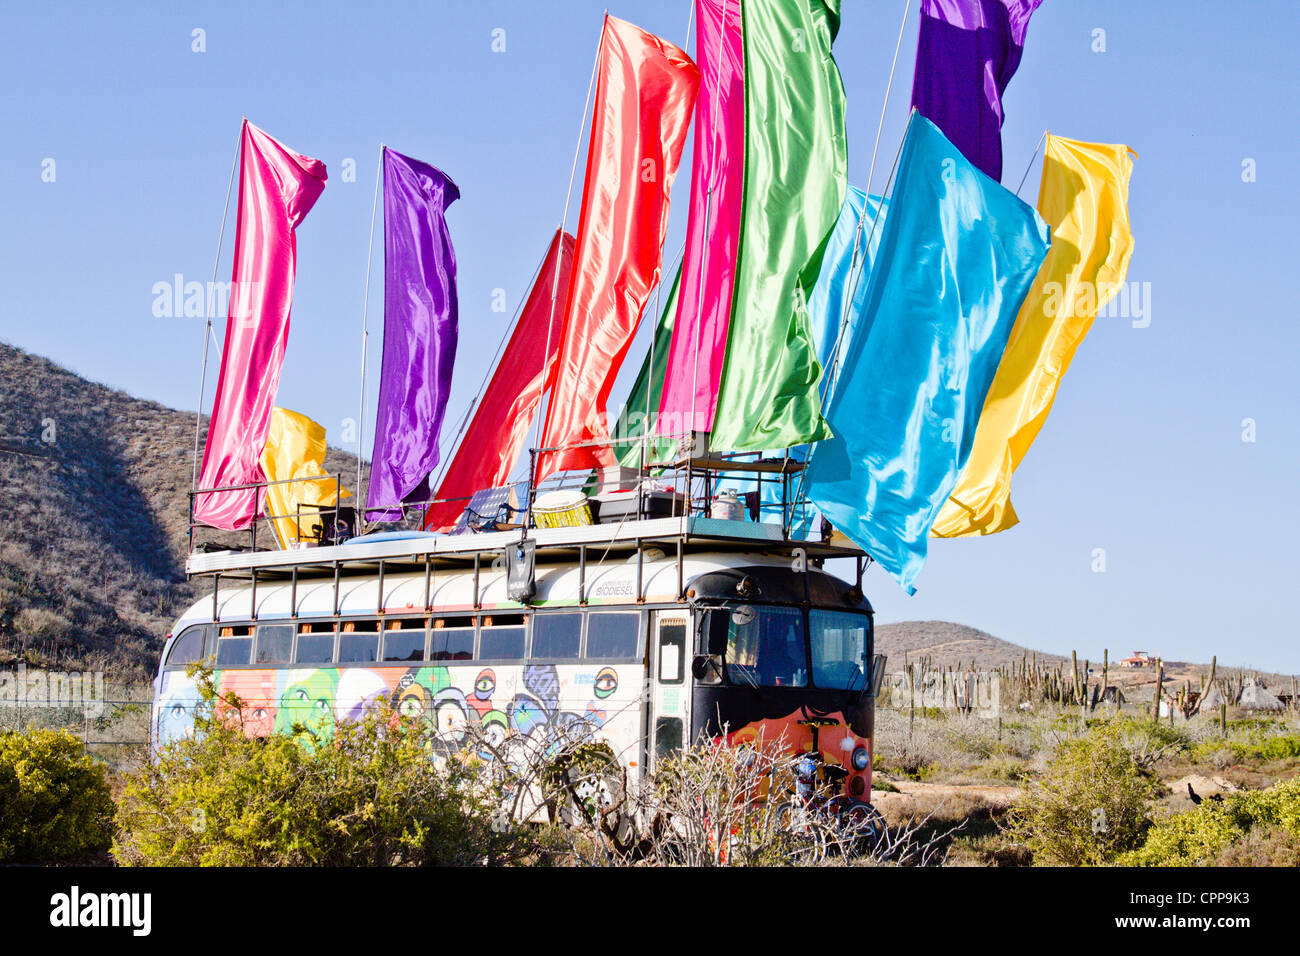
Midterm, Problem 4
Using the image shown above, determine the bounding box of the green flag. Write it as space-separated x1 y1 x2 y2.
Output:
710 0 846 452
611 266 682 468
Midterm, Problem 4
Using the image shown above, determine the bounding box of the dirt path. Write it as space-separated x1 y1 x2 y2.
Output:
871 779 1022 823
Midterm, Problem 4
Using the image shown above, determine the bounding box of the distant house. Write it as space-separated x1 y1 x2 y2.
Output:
1120 651 1159 669
1239 678 1284 713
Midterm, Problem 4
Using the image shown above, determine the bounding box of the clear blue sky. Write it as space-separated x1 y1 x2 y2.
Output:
2 2 1297 671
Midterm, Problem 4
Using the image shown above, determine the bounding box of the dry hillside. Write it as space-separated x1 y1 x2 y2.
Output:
0 341 358 677
874 620 1069 671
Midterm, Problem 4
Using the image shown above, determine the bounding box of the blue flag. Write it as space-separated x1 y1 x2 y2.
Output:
807 113 1050 592
806 184 889 387
718 184 888 536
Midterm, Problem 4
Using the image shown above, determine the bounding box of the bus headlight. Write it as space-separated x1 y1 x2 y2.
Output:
851 746 870 772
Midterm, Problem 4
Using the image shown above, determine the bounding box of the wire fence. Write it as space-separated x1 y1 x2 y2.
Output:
1 690 153 770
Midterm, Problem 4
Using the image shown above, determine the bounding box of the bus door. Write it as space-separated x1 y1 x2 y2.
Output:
648 611 690 767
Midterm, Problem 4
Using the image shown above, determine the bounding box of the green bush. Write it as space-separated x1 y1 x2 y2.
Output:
1191 734 1300 763
1007 722 1160 865
1120 778 1300 866
113 668 532 866
0 727 114 863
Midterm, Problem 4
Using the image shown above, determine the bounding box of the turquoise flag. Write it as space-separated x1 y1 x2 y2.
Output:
719 184 888 535
807 113 1050 593
806 184 888 387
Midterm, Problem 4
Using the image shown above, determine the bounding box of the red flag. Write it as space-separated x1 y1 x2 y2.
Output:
195 121 327 529
422 229 575 531
535 16 699 482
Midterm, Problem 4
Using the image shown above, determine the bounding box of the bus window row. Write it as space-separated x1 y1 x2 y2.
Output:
165 609 644 670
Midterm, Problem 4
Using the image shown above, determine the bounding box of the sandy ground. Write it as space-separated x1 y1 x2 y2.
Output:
871 779 1021 824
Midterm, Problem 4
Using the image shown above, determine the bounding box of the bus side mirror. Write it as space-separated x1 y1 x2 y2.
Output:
869 654 888 698
692 654 723 685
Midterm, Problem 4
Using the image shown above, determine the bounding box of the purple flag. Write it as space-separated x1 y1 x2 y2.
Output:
910 0 1042 182
367 148 459 521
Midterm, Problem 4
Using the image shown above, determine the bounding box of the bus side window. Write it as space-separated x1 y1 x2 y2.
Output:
478 614 527 661
255 624 293 665
532 612 582 660
215 627 254 667
294 624 337 664
430 617 475 661
585 612 640 660
381 619 427 663
166 626 207 668
338 619 380 664
658 622 685 684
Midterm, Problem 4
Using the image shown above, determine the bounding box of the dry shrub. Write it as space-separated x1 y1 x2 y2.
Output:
1007 722 1160 866
14 606 72 641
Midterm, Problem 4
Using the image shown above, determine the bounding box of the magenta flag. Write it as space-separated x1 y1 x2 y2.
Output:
366 148 460 522
657 0 745 436
910 0 1042 182
195 121 327 529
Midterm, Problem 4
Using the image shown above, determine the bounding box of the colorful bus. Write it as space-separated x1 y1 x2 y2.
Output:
157 518 883 813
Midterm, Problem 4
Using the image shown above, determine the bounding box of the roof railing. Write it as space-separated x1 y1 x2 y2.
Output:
187 435 827 569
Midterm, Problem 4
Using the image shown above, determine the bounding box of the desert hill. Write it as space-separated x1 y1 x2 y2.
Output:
0 341 358 677
874 620 1069 671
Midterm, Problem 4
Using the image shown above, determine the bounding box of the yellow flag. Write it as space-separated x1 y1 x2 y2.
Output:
932 135 1136 537
261 407 350 548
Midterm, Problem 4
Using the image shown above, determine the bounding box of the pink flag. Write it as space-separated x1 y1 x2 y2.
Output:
534 17 699 482
657 0 745 436
195 121 327 529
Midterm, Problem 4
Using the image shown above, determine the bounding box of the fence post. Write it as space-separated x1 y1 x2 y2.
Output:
1152 658 1163 724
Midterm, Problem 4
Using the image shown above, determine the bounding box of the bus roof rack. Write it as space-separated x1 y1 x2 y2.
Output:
185 514 866 583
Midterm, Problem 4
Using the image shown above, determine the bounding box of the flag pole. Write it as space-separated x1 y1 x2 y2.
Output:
191 120 243 492
428 240 553 498
865 0 912 197
529 17 605 491
788 1 912 525
821 0 912 397
790 111 913 519
1015 130 1048 197
356 144 384 529
685 0 729 513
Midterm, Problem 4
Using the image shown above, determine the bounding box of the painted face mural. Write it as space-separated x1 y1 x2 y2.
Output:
431 686 474 752
275 669 339 740
478 710 509 755
156 673 206 746
393 672 430 720
215 669 278 737
523 663 559 713
336 669 388 723
503 663 602 757
593 666 618 700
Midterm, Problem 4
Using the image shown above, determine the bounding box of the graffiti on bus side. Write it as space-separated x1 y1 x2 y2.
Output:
154 663 632 758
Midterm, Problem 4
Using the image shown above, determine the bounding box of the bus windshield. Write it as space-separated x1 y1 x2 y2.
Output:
704 605 870 690
808 609 870 691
